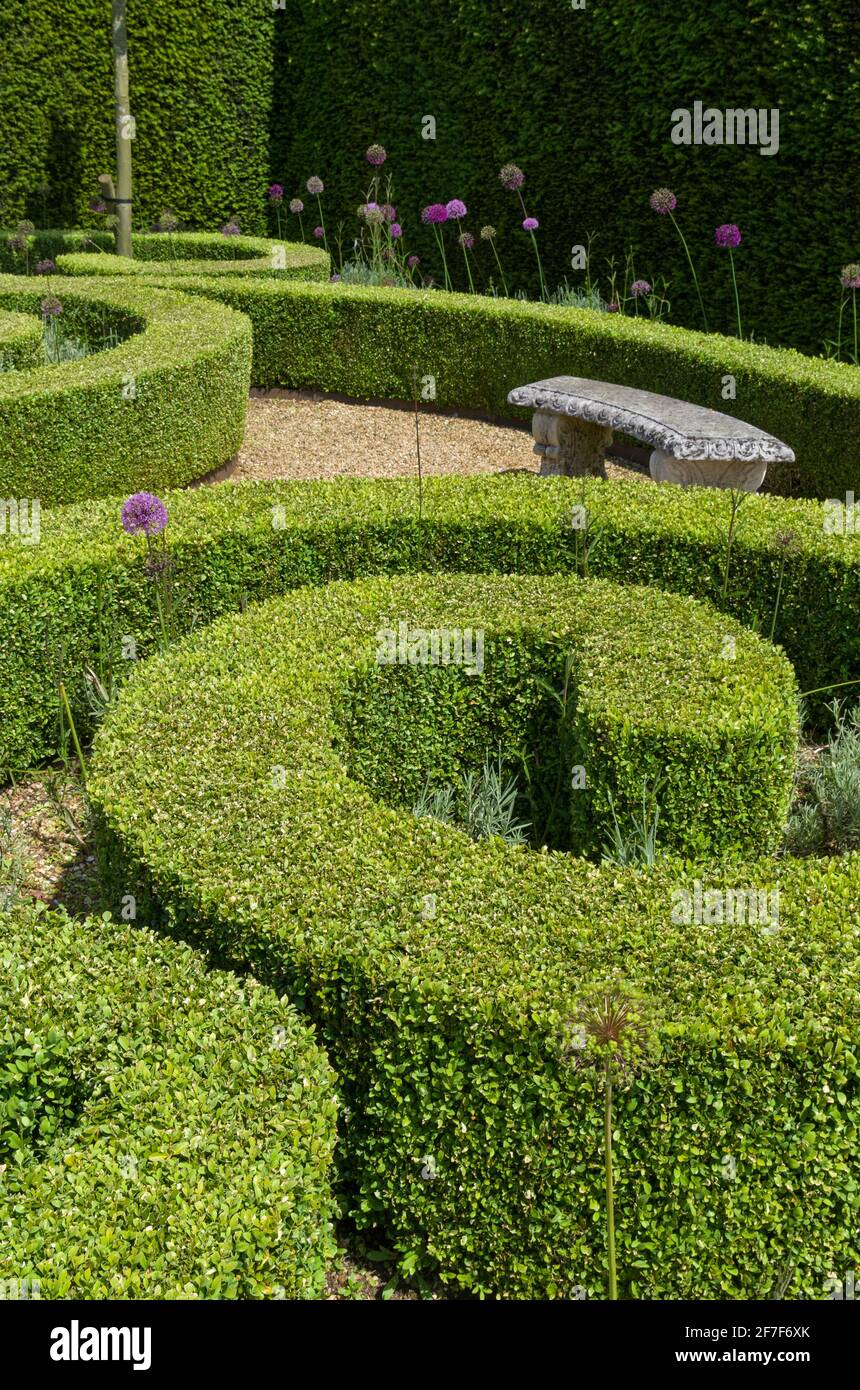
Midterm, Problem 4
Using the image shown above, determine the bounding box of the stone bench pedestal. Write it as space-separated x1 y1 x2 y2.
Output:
532 410 611 478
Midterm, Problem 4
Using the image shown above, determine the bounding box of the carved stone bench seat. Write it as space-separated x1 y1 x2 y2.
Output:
507 376 795 491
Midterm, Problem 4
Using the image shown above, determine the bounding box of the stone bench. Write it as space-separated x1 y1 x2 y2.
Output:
507 376 795 491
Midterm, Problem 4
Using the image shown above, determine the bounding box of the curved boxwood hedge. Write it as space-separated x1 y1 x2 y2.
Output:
0 473 857 775
88 573 860 1299
0 274 252 504
137 275 860 502
0 309 42 371
52 230 329 281
0 901 338 1299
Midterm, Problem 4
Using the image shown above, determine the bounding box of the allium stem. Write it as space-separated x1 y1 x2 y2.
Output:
854 294 858 366
58 681 87 787
433 226 451 291
835 294 846 360
316 195 327 253
669 211 708 332
490 240 509 298
729 247 743 339
298 214 305 244
604 1059 617 1301
460 243 476 295
529 231 547 302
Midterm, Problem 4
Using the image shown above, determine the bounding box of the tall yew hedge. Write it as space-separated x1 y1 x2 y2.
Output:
271 0 860 352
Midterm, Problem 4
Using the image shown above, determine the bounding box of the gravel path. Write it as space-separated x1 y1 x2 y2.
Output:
213 391 651 485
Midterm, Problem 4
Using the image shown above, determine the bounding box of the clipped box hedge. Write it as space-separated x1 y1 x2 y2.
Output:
52 230 329 282
88 573 860 1299
138 275 860 501
0 275 252 504
0 901 338 1299
0 473 857 775
0 309 42 371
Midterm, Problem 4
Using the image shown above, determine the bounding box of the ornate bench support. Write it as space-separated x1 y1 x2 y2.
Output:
532 409 611 478
649 450 767 492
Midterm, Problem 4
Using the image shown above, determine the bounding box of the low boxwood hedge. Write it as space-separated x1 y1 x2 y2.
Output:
88 573 860 1299
134 274 860 501
0 901 338 1299
0 275 252 505
0 309 42 372
0 474 857 774
52 231 329 282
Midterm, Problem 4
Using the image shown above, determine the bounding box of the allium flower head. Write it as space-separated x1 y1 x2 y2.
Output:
156 209 178 232
480 225 496 241
649 187 677 215
366 144 387 166
381 203 397 222
6 234 26 253
306 176 324 196
390 223 403 238
17 220 35 236
268 183 284 203
289 198 304 214
446 199 467 219
220 221 241 237
89 197 107 214
360 202 385 225
330 273 342 282
631 279 652 297
121 492 168 537
35 259 56 274
715 223 741 249
839 263 860 290
407 254 421 268
500 163 525 191
313 225 324 239
40 296 63 317
522 216 539 232
607 301 620 313
421 203 449 225
458 231 475 249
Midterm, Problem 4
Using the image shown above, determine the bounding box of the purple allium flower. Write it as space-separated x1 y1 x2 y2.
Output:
40 296 63 317
89 196 107 214
306 176 324 196
839 263 860 290
220 221 241 237
446 199 467 220
649 187 677 215
366 144 387 166
631 279 652 297
458 231 475 249
35 258 56 274
313 225 325 239
390 223 403 238
330 273 342 282
289 198 304 215
6 234 26 252
480 225 496 241
407 254 421 268
607 301 620 313
421 203 449 225
380 203 397 222
17 220 35 236
715 223 742 249
268 183 284 203
360 202 385 226
500 163 525 191
522 217 539 232
121 491 168 537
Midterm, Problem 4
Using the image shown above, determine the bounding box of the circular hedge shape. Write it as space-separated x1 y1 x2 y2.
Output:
90 572 860 1299
0 275 252 504
54 231 329 281
0 902 337 1299
0 309 42 372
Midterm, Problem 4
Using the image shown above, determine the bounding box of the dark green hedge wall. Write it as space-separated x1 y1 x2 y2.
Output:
0 1 273 236
271 0 860 354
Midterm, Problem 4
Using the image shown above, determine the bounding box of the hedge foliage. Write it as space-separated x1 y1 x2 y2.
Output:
139 276 860 501
51 231 329 281
88 572 860 1298
0 274 251 504
272 0 860 354
0 0 274 235
0 901 338 1299
0 309 43 372
1 473 858 774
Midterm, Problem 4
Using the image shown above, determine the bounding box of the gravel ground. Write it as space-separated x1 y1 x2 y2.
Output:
211 390 651 485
